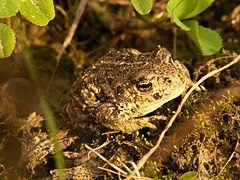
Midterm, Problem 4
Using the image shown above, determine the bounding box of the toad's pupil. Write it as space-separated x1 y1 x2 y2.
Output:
137 81 152 92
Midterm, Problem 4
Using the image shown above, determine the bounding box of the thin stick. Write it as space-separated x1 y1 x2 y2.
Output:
172 27 177 57
85 144 127 176
117 158 132 173
45 0 88 93
130 161 141 178
98 167 128 178
125 54 240 180
216 141 239 177
87 141 109 159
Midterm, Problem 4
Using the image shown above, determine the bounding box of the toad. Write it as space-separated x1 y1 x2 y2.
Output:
66 47 193 134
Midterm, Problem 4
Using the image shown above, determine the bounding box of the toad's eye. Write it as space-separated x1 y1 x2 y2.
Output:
136 80 152 92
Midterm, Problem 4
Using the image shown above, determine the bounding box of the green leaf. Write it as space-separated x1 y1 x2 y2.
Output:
167 0 214 31
167 0 196 30
20 0 55 26
179 171 198 180
131 0 152 15
167 0 214 20
169 12 191 31
183 20 222 55
0 0 21 18
183 0 214 19
167 0 197 20
0 23 16 58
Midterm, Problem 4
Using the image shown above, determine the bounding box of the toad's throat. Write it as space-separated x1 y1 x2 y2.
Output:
134 88 185 118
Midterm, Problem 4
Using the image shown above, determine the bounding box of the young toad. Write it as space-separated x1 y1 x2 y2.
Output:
66 47 192 134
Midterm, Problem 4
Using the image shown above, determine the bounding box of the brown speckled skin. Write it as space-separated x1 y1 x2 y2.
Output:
66 47 192 133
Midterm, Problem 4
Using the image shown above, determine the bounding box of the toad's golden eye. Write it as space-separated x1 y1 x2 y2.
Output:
136 80 152 92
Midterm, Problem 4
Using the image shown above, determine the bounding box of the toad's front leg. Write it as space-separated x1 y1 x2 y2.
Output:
96 103 158 134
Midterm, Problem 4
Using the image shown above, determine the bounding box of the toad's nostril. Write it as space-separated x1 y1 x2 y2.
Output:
153 93 162 100
164 77 172 84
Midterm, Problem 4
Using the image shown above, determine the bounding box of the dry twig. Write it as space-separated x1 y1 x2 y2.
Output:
87 141 109 159
85 144 127 176
46 0 88 93
216 140 239 177
85 144 152 179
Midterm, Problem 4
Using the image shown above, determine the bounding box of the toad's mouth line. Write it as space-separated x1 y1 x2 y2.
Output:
134 88 185 118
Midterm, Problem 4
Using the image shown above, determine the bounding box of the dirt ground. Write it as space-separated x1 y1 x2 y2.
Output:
0 0 240 179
